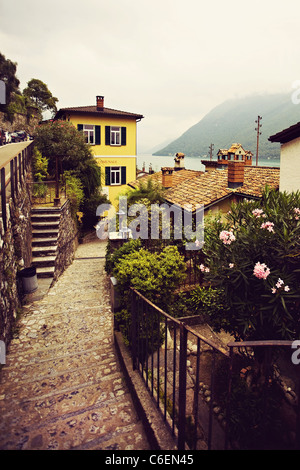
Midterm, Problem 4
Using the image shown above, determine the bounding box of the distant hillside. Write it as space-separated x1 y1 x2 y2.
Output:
153 93 300 159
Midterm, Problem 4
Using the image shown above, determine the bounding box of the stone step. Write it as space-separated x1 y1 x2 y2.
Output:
32 221 60 229
32 256 56 267
31 214 61 222
32 237 58 246
36 266 55 278
32 245 58 255
32 229 59 238
31 208 61 213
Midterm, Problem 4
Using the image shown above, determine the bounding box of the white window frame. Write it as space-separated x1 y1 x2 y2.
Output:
110 166 121 185
110 126 121 146
83 124 95 145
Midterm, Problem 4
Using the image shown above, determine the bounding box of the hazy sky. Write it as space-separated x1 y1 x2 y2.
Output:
1 0 300 152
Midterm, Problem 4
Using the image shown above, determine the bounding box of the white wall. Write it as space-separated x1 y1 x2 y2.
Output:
280 137 300 193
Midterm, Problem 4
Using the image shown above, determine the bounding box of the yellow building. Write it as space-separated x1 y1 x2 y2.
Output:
55 96 144 206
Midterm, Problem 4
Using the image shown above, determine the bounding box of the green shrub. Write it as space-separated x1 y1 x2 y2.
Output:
105 239 142 274
64 171 84 218
113 245 186 347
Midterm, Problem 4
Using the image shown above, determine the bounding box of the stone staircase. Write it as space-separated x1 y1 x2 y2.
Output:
31 207 61 278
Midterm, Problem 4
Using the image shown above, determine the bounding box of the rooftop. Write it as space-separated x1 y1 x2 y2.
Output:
269 121 300 143
128 165 280 211
55 105 144 121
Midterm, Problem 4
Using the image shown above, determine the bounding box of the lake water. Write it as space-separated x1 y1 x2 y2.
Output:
136 154 280 173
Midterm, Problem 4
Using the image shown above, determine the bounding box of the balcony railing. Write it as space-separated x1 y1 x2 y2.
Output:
129 288 300 450
26 179 67 205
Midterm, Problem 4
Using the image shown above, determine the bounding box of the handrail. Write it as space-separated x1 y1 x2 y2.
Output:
131 287 230 356
0 141 34 232
0 141 33 171
129 287 300 450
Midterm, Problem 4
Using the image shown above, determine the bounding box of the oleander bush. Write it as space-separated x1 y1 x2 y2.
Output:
202 187 300 342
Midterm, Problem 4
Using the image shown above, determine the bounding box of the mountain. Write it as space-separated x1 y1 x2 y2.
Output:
153 93 300 160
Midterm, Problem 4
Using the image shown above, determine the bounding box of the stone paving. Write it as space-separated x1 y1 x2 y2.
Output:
0 237 150 450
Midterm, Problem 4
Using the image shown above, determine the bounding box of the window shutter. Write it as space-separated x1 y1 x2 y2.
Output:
77 124 83 131
121 127 127 146
105 126 111 145
105 167 111 186
95 125 101 145
121 166 126 185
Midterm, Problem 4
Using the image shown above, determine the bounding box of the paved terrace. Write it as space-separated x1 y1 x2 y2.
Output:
0 237 151 450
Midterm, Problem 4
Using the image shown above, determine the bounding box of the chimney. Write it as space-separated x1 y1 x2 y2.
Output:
96 95 104 110
174 152 185 171
161 167 173 188
228 161 245 188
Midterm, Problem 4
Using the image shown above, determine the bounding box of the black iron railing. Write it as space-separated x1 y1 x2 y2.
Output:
26 179 67 205
130 288 300 450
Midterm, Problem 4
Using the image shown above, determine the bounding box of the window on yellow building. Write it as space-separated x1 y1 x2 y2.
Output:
105 126 127 146
105 166 127 185
83 124 94 144
77 124 101 145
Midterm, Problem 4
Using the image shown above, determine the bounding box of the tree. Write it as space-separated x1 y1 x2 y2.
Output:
34 120 108 226
34 120 100 193
202 188 300 342
23 78 58 117
126 178 166 206
0 52 20 111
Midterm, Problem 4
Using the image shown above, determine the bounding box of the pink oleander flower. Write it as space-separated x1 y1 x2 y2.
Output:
229 263 234 268
252 208 264 218
276 278 284 289
253 262 270 280
260 221 274 232
219 230 236 245
199 264 210 273
272 278 290 294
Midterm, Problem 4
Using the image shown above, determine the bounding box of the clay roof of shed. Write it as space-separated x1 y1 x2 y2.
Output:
128 168 203 189
164 167 280 209
128 166 280 211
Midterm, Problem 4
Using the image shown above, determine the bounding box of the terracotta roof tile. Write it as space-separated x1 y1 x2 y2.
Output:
128 166 280 211
128 168 203 189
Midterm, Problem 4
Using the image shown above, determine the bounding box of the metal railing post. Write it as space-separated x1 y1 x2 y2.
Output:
131 289 138 371
178 324 188 450
1 167 7 232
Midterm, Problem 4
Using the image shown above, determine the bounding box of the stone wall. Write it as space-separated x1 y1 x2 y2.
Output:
54 200 78 281
0 109 39 134
0 181 32 347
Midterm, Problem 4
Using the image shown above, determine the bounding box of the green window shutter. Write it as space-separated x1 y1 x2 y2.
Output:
77 124 83 131
105 167 111 185
105 126 111 145
95 125 101 145
121 127 126 146
121 166 126 185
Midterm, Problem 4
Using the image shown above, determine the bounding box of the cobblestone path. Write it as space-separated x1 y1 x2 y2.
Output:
0 239 150 450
